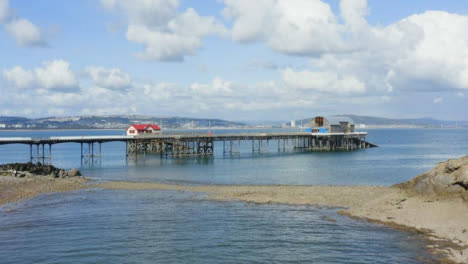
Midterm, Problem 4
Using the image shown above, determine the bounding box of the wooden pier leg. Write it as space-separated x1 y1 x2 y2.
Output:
29 144 32 162
277 139 280 152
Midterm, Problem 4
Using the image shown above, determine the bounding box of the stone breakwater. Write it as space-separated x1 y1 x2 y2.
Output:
0 162 82 178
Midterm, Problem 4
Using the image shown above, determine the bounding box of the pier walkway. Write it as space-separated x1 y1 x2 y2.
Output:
0 132 376 162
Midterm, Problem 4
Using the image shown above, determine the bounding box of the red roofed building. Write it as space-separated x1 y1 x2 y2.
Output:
126 124 161 136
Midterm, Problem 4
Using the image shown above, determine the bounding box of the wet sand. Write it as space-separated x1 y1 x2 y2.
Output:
0 176 88 206
97 181 468 263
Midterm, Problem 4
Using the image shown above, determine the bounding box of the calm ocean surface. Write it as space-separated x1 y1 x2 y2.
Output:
1 128 467 263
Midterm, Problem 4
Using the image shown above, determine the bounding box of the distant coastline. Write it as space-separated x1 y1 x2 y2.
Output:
0 126 467 132
1 114 467 131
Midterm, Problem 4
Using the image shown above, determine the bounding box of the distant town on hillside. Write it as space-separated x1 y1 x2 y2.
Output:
0 115 466 130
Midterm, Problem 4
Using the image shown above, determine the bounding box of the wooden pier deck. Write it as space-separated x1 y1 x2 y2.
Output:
0 132 376 162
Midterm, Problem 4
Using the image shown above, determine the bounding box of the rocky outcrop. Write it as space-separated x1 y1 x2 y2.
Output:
0 162 82 178
395 156 468 199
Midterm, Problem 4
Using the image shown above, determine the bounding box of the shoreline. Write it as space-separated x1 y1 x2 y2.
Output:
0 176 89 206
1 177 467 263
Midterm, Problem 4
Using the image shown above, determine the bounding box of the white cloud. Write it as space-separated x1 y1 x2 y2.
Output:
433 97 443 104
223 0 468 95
142 82 173 101
85 66 131 90
5 19 44 46
101 0 226 61
281 68 366 94
0 0 46 47
34 60 78 90
3 66 35 89
3 60 78 91
340 0 369 31
383 11 468 91
189 77 234 96
0 0 9 22
457 92 464 98
223 0 345 55
100 0 178 27
126 24 201 61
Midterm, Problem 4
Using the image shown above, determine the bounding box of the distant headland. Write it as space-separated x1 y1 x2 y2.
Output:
0 114 466 130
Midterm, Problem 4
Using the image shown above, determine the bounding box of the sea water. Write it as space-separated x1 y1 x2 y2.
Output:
1 128 467 263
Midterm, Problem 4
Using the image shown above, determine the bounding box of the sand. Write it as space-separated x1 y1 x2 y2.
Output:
0 175 88 206
97 181 468 263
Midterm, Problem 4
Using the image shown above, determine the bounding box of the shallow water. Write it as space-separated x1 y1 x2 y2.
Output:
0 128 466 186
1 128 466 263
0 190 433 264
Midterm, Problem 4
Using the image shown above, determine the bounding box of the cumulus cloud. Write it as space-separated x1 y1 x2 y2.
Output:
189 77 234 96
223 0 468 95
433 97 443 104
383 11 468 91
101 0 226 61
0 0 46 46
3 66 35 89
34 60 78 90
223 0 346 55
5 18 45 46
85 66 131 90
3 60 78 91
281 68 366 94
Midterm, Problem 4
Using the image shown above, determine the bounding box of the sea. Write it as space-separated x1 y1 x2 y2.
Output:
0 128 467 263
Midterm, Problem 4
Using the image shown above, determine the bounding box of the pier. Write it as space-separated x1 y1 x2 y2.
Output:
0 132 376 163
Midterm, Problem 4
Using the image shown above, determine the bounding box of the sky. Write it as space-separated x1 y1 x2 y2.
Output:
0 0 467 121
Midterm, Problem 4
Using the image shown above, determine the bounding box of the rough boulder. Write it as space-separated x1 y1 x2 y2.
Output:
395 156 468 199
0 162 82 178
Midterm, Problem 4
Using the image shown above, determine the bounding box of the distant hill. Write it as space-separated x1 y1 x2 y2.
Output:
293 115 467 128
0 115 248 129
341 115 466 128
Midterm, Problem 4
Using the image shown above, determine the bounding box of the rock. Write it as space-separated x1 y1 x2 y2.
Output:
0 162 82 179
67 168 81 177
396 156 468 197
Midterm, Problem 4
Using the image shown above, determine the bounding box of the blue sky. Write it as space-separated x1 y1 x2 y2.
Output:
0 0 467 121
